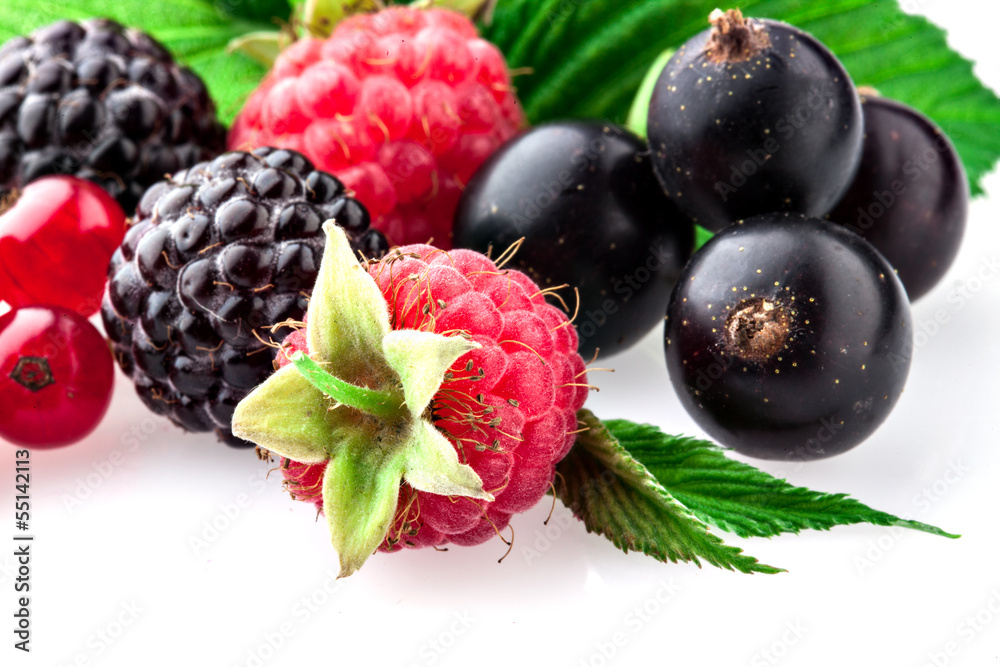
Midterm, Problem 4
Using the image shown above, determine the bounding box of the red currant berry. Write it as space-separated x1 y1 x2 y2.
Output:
0 176 126 317
0 307 115 448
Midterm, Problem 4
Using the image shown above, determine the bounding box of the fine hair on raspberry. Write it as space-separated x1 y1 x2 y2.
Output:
278 244 589 550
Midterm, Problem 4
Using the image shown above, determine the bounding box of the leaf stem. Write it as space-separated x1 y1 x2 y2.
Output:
292 352 402 421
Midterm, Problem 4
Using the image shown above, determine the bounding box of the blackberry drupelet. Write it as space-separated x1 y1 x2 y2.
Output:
0 18 226 213
101 148 389 447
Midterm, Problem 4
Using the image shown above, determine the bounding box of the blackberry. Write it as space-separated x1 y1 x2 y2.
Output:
101 148 389 447
0 18 226 214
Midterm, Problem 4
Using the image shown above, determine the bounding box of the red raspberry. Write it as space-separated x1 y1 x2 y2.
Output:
228 7 524 248
276 244 588 552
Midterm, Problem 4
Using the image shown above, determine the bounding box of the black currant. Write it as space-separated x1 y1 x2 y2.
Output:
664 213 912 461
826 92 968 301
453 121 695 359
647 9 863 231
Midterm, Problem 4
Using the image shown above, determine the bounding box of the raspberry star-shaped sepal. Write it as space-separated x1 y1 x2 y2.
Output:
232 222 491 577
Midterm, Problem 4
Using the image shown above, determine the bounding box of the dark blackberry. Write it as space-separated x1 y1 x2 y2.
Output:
101 148 390 447
0 18 226 214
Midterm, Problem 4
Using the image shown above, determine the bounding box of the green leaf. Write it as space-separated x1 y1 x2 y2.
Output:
694 224 714 251
625 47 674 139
215 0 291 23
554 410 783 574
481 0 1000 195
0 0 273 125
423 0 498 23
602 419 959 540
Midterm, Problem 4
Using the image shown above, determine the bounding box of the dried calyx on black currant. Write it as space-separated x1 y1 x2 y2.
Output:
826 90 968 301
664 213 913 461
647 9 863 232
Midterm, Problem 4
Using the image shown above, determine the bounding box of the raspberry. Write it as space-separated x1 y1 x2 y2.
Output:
228 6 524 248
0 19 226 214
270 240 589 554
101 148 388 446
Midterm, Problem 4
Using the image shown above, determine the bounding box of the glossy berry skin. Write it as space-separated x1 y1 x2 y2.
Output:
826 94 968 301
0 176 126 316
0 306 114 447
647 11 862 231
453 122 694 359
664 214 912 461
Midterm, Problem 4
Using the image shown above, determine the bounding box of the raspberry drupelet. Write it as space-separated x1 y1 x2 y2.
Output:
227 6 525 248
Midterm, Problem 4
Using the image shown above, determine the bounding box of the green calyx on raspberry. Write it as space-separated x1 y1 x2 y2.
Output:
231 0 499 65
298 0 498 38
299 0 382 38
232 221 491 577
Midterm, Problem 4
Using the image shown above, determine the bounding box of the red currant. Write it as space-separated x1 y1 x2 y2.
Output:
0 307 115 448
0 176 126 317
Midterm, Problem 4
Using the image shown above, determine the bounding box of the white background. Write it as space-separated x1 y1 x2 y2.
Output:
3 1 999 666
